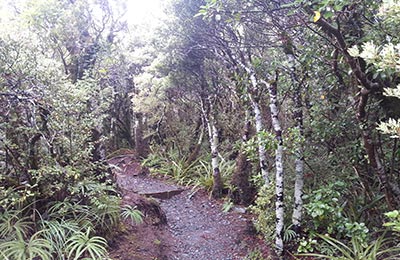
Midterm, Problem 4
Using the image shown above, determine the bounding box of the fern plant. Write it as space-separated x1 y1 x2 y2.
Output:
89 194 121 232
47 201 94 232
38 218 81 259
283 225 297 243
0 230 52 260
0 209 33 240
66 227 108 260
121 205 144 224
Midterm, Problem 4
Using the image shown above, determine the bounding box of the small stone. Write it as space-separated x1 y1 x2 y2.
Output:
232 206 246 214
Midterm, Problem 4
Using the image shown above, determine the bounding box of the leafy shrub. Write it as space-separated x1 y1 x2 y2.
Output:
248 184 276 241
303 181 369 242
384 210 400 233
297 237 318 253
243 131 277 163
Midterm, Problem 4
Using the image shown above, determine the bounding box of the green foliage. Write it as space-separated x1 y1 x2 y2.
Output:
2 0 400 258
1 6 123 256
143 149 200 185
66 227 108 260
142 152 166 169
222 198 234 213
194 162 215 192
38 219 80 258
244 248 268 260
283 225 297 243
194 158 236 192
0 209 33 240
144 148 235 192
243 131 277 162
0 230 52 260
248 184 276 241
0 182 123 258
0 210 58 259
121 205 144 225
383 210 400 232
303 181 369 243
298 233 400 260
297 237 318 253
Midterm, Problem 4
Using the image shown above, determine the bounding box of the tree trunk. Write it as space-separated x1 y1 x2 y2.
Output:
231 109 254 204
287 53 305 236
249 93 270 186
265 75 285 257
210 117 223 198
186 117 205 167
201 96 223 198
240 61 270 185
134 112 149 158
91 126 106 162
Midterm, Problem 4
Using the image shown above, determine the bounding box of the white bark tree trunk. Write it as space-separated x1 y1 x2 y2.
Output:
264 77 284 257
287 53 305 236
210 115 222 197
240 61 270 185
249 93 270 186
201 96 223 198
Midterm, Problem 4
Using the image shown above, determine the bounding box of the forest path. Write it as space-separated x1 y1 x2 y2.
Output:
108 154 269 260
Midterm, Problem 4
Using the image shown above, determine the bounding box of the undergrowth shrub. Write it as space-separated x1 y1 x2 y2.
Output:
248 183 276 241
0 174 143 259
66 227 108 260
121 205 144 224
298 181 376 254
304 182 368 233
297 233 400 260
0 229 53 260
384 210 400 233
142 148 235 193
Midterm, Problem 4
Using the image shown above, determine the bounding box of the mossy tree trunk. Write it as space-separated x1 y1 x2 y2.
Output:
231 109 254 205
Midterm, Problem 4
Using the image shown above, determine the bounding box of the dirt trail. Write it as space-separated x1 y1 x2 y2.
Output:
108 155 270 260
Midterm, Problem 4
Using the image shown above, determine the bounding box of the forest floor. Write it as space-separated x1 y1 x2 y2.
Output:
107 154 271 260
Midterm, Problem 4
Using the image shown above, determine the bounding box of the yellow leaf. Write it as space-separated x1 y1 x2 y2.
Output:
98 68 107 74
313 11 321 23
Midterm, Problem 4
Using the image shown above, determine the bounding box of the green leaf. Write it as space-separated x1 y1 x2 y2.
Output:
385 210 399 219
